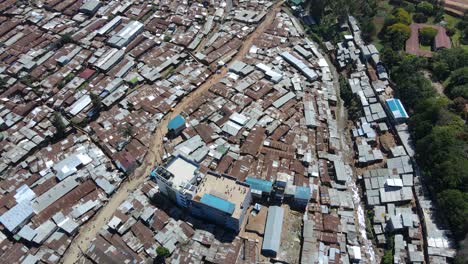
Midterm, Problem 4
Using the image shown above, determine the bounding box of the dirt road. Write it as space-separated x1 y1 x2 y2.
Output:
61 2 283 263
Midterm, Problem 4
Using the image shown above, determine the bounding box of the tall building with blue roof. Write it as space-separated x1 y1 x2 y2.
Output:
191 172 251 231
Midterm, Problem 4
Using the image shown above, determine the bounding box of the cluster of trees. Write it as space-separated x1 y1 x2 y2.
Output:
305 0 377 43
339 75 362 121
457 14 468 45
380 8 412 50
430 48 468 112
384 48 468 255
412 1 444 22
419 27 437 46
378 0 447 50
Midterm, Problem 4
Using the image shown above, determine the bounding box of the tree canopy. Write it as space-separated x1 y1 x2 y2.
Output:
419 27 438 46
383 23 411 50
416 1 434 15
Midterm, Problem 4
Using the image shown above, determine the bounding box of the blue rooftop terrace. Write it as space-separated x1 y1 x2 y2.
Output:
200 194 235 215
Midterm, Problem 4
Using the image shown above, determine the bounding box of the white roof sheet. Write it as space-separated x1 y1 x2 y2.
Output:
0 201 34 232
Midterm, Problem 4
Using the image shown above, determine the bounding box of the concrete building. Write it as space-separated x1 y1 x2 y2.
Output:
152 155 200 208
191 172 251 231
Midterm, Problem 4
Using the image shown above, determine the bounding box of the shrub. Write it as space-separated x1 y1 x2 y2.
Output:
413 13 428 23
385 23 411 50
393 8 412 25
419 27 438 46
417 1 434 15
156 246 170 257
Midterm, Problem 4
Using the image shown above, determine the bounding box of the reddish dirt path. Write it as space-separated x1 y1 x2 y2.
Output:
61 2 283 263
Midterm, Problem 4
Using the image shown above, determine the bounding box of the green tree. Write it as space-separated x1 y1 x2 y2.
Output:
52 112 67 138
120 123 134 138
156 246 170 257
419 27 438 46
0 77 7 92
382 249 393 264
395 74 434 109
432 48 468 72
381 47 402 69
361 17 376 42
385 23 411 50
409 97 451 140
417 126 468 192
382 234 394 264
393 8 412 25
413 12 428 23
447 67 468 99
431 60 450 81
416 1 434 15
437 189 468 238
90 93 102 111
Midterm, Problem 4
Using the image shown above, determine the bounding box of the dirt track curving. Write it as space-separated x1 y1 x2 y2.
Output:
61 2 283 263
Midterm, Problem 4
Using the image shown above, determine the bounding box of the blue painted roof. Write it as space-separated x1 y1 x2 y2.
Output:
294 186 311 200
167 115 185 130
200 194 235 215
245 177 273 193
386 99 409 119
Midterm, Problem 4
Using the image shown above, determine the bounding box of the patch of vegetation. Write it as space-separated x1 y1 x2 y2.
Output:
58 73 76 89
163 35 172 42
385 48 468 244
51 112 67 138
120 123 134 138
419 26 437 46
90 93 102 112
20 75 36 87
50 33 76 50
305 0 378 44
365 209 374 240
339 75 362 121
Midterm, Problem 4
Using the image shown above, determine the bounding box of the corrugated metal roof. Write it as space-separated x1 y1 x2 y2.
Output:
0 201 34 232
272 92 295 108
245 177 272 193
294 186 311 200
262 206 284 254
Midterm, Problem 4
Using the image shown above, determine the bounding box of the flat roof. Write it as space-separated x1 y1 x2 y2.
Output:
195 173 249 219
200 194 235 215
165 156 198 188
